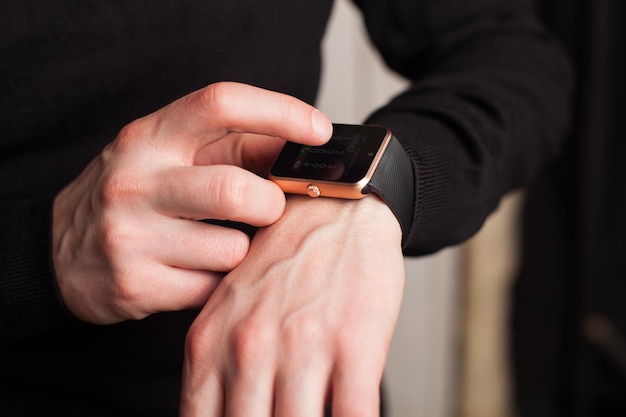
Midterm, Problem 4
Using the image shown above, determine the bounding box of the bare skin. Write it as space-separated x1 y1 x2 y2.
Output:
180 195 404 417
52 81 405 416
52 82 333 324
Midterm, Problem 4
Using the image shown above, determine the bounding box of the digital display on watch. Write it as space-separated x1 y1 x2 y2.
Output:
270 124 389 183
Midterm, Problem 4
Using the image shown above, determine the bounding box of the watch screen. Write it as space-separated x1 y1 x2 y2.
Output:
270 124 389 183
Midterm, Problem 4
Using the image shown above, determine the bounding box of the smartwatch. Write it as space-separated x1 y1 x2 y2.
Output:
269 123 414 245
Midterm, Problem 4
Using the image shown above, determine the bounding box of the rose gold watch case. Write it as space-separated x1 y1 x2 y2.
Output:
268 128 393 199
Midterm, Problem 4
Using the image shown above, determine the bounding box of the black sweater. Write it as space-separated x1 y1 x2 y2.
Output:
0 0 571 415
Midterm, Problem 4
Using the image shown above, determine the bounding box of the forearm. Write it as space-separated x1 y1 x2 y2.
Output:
356 0 573 255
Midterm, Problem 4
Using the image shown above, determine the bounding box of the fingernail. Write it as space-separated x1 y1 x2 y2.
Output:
312 110 332 141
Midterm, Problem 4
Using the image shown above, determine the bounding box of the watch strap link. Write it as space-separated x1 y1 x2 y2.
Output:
364 135 414 247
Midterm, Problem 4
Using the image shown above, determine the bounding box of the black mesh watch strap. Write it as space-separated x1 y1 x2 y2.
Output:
364 135 415 247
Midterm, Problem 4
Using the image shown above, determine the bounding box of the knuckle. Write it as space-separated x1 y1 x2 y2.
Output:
115 117 154 150
231 319 273 368
109 271 145 316
216 233 249 269
98 172 135 206
184 321 222 379
283 315 323 350
198 82 235 123
185 320 212 362
335 325 360 354
221 176 247 215
94 217 152 321
96 166 149 209
210 169 248 218
277 95 298 127
98 216 127 258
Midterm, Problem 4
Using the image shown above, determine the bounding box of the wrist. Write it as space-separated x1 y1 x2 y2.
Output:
268 124 414 247
266 194 402 248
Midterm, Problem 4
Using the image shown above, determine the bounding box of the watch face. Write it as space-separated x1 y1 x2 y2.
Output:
270 124 389 183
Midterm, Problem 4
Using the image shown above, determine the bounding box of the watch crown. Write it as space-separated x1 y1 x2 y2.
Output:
307 184 321 198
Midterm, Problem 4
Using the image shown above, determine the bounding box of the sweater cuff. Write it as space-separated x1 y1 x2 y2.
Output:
0 195 73 344
366 110 474 256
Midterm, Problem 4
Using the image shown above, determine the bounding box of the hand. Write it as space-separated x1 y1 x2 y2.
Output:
180 195 405 417
52 82 333 324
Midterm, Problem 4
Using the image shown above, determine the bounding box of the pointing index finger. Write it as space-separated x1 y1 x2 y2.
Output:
156 82 333 150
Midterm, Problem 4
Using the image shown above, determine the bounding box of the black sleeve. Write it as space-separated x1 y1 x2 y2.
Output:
0 195 73 346
353 0 573 255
